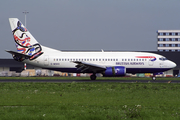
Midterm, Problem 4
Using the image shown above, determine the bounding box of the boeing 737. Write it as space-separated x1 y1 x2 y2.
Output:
6 18 176 80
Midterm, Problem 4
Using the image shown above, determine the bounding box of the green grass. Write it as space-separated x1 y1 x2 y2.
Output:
0 82 180 119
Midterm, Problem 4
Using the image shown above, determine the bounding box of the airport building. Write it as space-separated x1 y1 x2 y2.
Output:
157 30 180 51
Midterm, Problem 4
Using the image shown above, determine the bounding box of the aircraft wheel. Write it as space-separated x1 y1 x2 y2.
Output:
90 74 96 80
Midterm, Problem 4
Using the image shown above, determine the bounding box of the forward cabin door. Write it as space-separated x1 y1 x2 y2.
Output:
148 58 154 66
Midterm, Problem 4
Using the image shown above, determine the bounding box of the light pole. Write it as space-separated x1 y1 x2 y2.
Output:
23 11 29 27
22 11 29 70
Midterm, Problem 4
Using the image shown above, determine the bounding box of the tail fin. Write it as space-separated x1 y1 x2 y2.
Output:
9 18 43 60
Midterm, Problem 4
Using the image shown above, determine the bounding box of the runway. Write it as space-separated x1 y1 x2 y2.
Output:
0 79 180 83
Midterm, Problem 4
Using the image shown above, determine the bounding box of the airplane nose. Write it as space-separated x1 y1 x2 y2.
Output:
169 61 176 68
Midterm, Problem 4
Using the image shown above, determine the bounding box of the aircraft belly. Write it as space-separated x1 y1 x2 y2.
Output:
126 68 171 73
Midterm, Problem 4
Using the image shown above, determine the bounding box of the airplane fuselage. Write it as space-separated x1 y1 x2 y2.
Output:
23 46 175 74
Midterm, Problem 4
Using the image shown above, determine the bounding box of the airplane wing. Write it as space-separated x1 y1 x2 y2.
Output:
5 50 31 59
73 61 106 73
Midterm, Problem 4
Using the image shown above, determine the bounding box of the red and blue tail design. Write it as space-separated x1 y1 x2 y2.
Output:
9 18 43 61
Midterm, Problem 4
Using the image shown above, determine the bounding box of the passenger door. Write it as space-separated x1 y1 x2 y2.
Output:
148 58 154 66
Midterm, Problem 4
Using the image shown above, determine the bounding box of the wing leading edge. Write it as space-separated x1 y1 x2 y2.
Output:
73 61 106 73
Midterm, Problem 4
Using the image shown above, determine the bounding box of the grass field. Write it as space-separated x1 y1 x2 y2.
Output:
0 81 180 119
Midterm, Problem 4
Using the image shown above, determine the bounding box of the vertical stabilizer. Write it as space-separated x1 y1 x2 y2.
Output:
9 18 43 60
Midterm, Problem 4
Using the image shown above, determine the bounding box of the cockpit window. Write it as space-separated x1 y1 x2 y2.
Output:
159 57 167 61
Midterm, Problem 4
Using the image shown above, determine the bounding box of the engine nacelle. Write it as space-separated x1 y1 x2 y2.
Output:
103 66 126 77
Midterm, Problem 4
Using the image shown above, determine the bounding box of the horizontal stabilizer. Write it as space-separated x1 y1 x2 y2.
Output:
6 50 31 59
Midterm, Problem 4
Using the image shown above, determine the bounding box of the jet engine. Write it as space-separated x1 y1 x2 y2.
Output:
103 66 126 77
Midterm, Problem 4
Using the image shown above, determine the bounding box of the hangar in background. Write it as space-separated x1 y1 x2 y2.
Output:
0 59 37 73
0 51 180 76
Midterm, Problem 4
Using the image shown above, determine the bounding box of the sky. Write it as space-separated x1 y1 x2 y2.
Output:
0 0 180 58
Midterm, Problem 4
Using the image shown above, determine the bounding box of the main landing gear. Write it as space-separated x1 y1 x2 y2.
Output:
90 74 96 80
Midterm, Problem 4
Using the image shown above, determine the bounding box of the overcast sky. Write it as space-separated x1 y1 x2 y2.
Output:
0 0 180 58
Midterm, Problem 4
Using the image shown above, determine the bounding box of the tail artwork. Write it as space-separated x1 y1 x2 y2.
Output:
8 18 43 61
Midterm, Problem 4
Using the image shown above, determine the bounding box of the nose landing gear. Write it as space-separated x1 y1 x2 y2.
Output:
152 76 156 81
152 74 156 81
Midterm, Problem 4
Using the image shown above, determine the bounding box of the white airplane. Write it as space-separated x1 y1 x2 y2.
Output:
7 18 176 80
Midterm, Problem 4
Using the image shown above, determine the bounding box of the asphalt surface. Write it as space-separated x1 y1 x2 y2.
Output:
0 79 179 83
